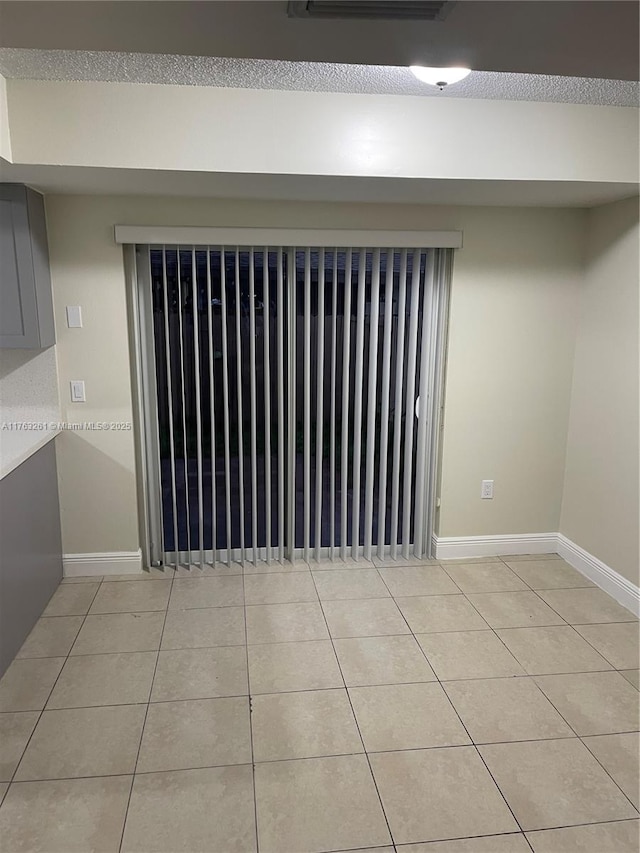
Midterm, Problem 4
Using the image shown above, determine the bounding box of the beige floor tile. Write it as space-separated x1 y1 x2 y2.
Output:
526 819 640 853
621 669 640 689
0 775 132 852
0 658 65 712
246 601 328 644
0 783 7 804
137 697 251 772
252 688 363 761
43 583 100 616
248 640 343 694
349 682 470 751
104 567 176 581
444 677 573 743
168 576 243 609
534 671 640 735
245 557 309 573
416 631 525 680
312 568 390 600
161 606 245 649
151 646 248 701
396 595 489 633
322 598 410 638
467 591 565 629
17 616 83 658
122 765 256 853
441 562 528 593
370 746 518 844
255 754 391 853
402 835 531 852
334 635 436 686
505 559 595 590
479 738 637 830
583 732 639 808
376 566 459 597
0 712 39 781
173 562 242 577
537 587 637 625
47 652 156 709
15 705 146 780
71 612 164 655
90 580 171 614
244 572 317 605
575 622 640 669
496 626 613 675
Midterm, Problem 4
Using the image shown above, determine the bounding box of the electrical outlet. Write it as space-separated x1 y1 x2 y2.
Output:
481 479 494 499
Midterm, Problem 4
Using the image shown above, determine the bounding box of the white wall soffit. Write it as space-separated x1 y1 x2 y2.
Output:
0 49 638 108
5 80 639 185
113 226 462 248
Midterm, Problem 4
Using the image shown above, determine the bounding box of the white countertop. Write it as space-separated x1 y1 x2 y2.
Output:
0 427 61 479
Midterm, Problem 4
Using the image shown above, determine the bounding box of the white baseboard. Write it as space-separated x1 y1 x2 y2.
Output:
63 550 143 577
433 533 558 561
433 532 639 616
556 534 640 618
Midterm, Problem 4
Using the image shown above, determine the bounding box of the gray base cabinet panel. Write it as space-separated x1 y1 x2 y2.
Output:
0 440 63 676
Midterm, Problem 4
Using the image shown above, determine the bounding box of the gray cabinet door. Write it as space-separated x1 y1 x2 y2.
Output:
0 184 55 349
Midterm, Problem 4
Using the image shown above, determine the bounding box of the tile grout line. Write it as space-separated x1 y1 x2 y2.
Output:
117 570 174 853
310 566 398 850
242 559 260 853
2 577 104 798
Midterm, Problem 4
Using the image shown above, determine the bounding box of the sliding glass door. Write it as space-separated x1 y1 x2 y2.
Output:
135 243 452 568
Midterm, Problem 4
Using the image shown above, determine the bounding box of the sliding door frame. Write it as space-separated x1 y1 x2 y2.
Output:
124 229 460 570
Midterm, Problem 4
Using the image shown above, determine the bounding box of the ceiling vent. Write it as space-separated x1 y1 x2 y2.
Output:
287 1 455 21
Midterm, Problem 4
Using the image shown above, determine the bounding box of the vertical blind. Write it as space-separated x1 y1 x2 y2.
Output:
137 244 452 567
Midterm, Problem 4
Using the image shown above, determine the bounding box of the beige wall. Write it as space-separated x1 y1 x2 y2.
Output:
45 195 585 557
560 197 640 584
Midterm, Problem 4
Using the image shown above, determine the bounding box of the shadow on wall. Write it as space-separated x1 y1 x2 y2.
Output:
55 429 140 555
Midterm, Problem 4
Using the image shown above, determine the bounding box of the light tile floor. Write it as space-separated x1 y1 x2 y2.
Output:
0 554 638 852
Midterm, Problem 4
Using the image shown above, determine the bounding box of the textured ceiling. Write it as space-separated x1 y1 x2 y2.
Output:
0 49 637 107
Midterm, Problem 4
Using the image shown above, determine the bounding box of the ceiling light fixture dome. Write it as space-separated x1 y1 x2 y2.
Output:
410 66 471 90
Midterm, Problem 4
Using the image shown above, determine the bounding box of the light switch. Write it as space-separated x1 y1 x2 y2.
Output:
66 305 83 328
70 380 86 402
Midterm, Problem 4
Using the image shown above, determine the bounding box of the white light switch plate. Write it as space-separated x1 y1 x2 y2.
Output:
70 380 86 402
66 305 83 328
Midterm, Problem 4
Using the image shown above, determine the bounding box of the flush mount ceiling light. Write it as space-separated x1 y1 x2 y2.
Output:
410 66 471 89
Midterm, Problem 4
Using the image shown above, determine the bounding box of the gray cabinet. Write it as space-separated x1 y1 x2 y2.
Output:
0 184 55 349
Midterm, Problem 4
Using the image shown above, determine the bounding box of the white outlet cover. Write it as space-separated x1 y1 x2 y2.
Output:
70 380 85 402
66 305 83 328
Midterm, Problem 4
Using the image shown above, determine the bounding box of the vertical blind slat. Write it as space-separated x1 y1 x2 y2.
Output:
376 249 395 559
219 248 233 565
276 248 285 564
314 248 325 562
249 249 259 565
234 248 246 565
363 248 381 559
303 249 311 562
176 249 192 566
351 249 367 557
329 250 338 560
340 249 353 560
161 247 180 566
401 249 423 559
263 248 272 563
389 249 408 559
